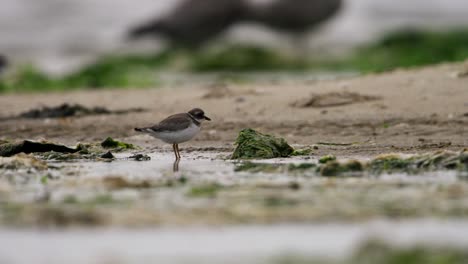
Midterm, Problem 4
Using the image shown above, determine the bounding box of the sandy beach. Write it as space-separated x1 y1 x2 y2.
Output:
1 62 467 156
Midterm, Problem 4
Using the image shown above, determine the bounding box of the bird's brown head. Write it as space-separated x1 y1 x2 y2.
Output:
188 108 211 121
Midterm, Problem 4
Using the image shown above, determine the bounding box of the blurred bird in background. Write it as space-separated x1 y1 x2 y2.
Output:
128 0 342 49
245 0 342 33
128 0 247 48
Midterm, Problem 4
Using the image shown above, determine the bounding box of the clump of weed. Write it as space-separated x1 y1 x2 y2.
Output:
319 154 337 164
231 129 294 159
367 154 413 174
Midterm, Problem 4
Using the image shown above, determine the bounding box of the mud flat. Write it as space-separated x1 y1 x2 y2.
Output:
0 62 466 153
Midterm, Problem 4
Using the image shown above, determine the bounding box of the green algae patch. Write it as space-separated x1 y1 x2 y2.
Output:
101 137 135 150
231 129 294 159
368 154 414 174
352 240 468 264
188 183 221 198
291 148 315 156
319 154 337 164
235 162 283 173
368 150 468 174
320 160 364 177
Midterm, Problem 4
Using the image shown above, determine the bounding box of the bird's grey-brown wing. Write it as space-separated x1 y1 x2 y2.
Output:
150 113 192 132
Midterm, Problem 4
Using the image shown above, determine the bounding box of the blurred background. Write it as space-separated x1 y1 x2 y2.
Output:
1 0 468 91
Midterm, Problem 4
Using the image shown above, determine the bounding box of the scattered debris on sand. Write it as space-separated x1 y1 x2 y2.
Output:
6 103 146 119
0 140 78 157
231 128 294 159
236 149 468 176
128 154 151 161
0 153 48 170
291 91 381 108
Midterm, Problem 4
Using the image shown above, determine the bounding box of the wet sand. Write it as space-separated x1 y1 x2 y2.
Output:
1 62 467 156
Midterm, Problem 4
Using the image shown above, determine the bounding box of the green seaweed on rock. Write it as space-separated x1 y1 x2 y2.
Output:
231 129 294 159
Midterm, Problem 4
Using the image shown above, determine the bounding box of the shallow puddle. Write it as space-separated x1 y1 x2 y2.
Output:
2 151 468 227
2 150 468 264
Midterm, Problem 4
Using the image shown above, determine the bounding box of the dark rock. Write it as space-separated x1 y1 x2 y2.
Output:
0 140 78 157
100 151 115 159
128 154 151 161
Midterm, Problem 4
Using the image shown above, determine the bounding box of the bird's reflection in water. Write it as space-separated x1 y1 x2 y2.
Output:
173 159 180 172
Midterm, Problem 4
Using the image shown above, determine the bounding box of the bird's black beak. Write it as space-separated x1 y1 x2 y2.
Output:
204 115 211 121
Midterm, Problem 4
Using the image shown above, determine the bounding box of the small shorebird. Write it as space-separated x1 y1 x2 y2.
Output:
134 108 211 160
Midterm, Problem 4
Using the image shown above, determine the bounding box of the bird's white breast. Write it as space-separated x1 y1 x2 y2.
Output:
150 123 201 144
